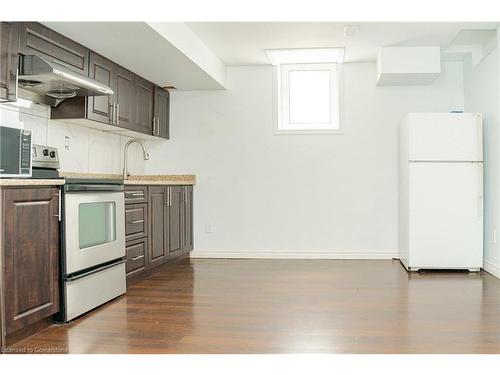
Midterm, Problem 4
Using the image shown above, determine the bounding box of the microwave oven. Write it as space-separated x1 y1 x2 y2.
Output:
0 126 32 178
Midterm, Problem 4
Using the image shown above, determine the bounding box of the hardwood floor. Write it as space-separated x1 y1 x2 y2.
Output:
8 259 500 354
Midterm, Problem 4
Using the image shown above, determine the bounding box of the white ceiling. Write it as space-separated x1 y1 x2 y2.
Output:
186 22 498 65
42 22 226 90
40 22 498 90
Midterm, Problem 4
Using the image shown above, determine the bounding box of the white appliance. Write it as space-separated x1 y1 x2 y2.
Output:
399 113 483 271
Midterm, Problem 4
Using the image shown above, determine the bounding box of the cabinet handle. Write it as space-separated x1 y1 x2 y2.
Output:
109 103 114 123
8 68 18 100
116 103 120 125
53 190 61 221
130 255 144 261
157 117 160 134
126 192 144 197
164 188 171 206
128 219 144 224
152 117 156 135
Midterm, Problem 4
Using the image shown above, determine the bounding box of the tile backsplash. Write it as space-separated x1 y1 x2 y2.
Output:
0 99 147 175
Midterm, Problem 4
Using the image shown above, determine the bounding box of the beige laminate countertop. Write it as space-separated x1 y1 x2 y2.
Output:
0 178 65 186
0 173 196 187
125 175 196 185
59 172 196 185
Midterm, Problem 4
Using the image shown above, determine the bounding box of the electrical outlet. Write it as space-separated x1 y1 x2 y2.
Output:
65 136 70 150
205 224 215 234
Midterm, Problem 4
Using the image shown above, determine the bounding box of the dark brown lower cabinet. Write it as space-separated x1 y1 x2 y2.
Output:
148 186 168 268
0 187 60 348
183 186 194 253
167 186 184 259
125 185 194 279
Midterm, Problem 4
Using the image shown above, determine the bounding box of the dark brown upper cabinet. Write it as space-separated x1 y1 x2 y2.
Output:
15 22 170 140
53 52 136 132
1 187 60 337
114 65 135 129
0 22 19 102
18 22 89 75
87 52 115 124
153 86 170 139
135 75 154 135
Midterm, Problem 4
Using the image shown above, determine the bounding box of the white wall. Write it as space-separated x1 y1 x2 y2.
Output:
463 45 500 278
145 62 465 258
0 100 147 175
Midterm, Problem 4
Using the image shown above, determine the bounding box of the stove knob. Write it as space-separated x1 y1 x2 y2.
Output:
50 151 56 158
43 149 49 156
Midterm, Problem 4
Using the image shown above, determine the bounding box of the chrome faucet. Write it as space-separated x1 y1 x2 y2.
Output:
122 139 150 179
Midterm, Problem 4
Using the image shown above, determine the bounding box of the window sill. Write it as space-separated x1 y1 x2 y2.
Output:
273 129 344 135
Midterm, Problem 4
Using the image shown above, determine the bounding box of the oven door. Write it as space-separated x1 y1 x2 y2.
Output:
64 191 125 275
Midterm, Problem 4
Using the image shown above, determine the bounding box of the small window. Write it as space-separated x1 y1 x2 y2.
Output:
277 63 341 134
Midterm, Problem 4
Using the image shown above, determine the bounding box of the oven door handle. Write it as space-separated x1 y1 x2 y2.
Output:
65 184 124 192
65 259 126 282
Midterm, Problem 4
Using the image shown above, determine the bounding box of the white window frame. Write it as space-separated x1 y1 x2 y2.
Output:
274 62 342 135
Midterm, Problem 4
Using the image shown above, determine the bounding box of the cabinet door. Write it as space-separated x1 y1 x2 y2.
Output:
0 22 19 102
18 22 89 75
167 186 184 258
148 186 167 267
87 52 114 124
2 188 60 335
153 86 170 139
135 75 154 135
115 65 135 130
182 186 194 252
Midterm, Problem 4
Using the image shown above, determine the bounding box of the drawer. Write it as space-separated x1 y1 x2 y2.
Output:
125 203 148 241
126 238 147 276
125 186 148 204
64 262 126 321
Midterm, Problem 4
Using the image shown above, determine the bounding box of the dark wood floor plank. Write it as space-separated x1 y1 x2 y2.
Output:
7 259 500 354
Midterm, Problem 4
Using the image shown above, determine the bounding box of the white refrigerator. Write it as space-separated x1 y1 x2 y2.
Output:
399 113 483 271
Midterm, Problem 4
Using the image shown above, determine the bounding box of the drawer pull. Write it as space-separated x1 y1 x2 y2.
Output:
130 255 144 261
127 219 144 224
126 192 145 197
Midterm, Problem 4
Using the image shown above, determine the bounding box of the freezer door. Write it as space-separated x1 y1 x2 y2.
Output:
408 162 483 269
408 113 482 162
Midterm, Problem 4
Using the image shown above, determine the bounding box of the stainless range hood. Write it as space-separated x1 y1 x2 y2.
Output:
18 55 114 107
